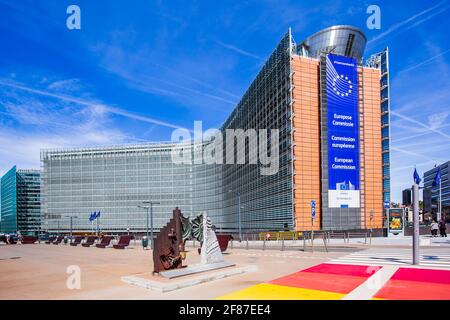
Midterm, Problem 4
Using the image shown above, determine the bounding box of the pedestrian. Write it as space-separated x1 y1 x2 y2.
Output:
438 218 447 237
430 220 439 237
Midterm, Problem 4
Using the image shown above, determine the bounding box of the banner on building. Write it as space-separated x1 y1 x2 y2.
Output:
326 54 360 208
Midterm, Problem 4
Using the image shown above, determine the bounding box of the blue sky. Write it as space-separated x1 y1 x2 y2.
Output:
0 0 449 203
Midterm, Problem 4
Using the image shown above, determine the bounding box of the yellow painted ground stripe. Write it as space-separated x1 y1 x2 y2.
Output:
216 283 345 300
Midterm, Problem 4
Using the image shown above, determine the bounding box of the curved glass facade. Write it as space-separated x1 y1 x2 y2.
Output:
40 26 388 233
41 32 294 234
299 25 366 62
42 144 197 233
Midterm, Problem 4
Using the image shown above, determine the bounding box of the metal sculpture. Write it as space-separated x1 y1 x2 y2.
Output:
153 208 233 276
190 214 203 242
200 212 224 264
152 207 184 274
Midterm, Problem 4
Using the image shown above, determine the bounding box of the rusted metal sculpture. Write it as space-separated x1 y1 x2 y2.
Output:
153 210 236 278
153 207 185 274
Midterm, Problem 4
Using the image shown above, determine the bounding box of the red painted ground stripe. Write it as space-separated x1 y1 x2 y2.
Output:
270 271 367 294
301 263 381 277
374 279 450 300
390 268 450 285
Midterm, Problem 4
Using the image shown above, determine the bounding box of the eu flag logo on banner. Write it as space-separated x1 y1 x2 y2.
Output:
332 74 353 97
326 54 360 208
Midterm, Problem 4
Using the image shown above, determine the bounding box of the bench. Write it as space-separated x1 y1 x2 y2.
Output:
21 236 38 244
95 236 113 248
113 235 133 249
81 236 98 247
52 236 64 245
70 236 84 246
45 236 56 244
216 234 233 252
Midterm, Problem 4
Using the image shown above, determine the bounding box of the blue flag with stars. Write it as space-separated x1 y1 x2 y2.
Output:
89 211 96 222
413 168 421 185
432 168 441 187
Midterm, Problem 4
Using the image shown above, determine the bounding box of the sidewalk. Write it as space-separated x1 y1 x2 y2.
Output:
184 235 450 251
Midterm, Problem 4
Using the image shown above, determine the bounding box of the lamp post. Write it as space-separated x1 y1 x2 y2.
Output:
369 209 374 245
413 183 420 265
142 201 160 250
62 215 79 240
137 205 150 239
229 190 242 241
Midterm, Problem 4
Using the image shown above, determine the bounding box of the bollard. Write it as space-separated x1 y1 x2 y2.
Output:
303 232 306 251
193 239 195 248
323 233 328 252
246 238 249 250
281 238 285 251
231 239 233 249
263 238 266 251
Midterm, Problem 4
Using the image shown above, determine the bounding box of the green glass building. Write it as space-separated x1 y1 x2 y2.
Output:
0 166 41 235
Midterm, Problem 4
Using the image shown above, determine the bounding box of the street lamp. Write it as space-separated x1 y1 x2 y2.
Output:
369 209 374 245
228 190 242 241
62 215 79 239
141 201 160 250
137 205 150 238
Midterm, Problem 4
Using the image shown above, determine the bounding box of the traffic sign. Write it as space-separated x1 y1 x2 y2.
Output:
384 201 390 209
311 200 316 220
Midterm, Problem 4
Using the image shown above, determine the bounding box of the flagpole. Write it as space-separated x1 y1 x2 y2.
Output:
412 167 420 265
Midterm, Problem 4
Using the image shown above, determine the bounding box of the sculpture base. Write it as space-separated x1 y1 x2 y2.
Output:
122 264 257 293
159 261 235 279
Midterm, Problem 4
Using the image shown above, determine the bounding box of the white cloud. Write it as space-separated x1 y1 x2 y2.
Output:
214 40 263 61
0 80 187 130
0 77 181 176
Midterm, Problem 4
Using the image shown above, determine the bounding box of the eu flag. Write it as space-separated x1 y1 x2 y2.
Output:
432 168 441 187
96 211 101 219
413 168 421 185
89 212 96 222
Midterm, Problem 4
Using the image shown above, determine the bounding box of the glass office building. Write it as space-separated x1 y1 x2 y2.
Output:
424 161 449 220
366 48 391 206
0 166 41 235
42 144 195 233
41 26 388 233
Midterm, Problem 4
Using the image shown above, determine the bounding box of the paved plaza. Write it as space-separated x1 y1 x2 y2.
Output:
0 242 337 299
1 241 449 300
